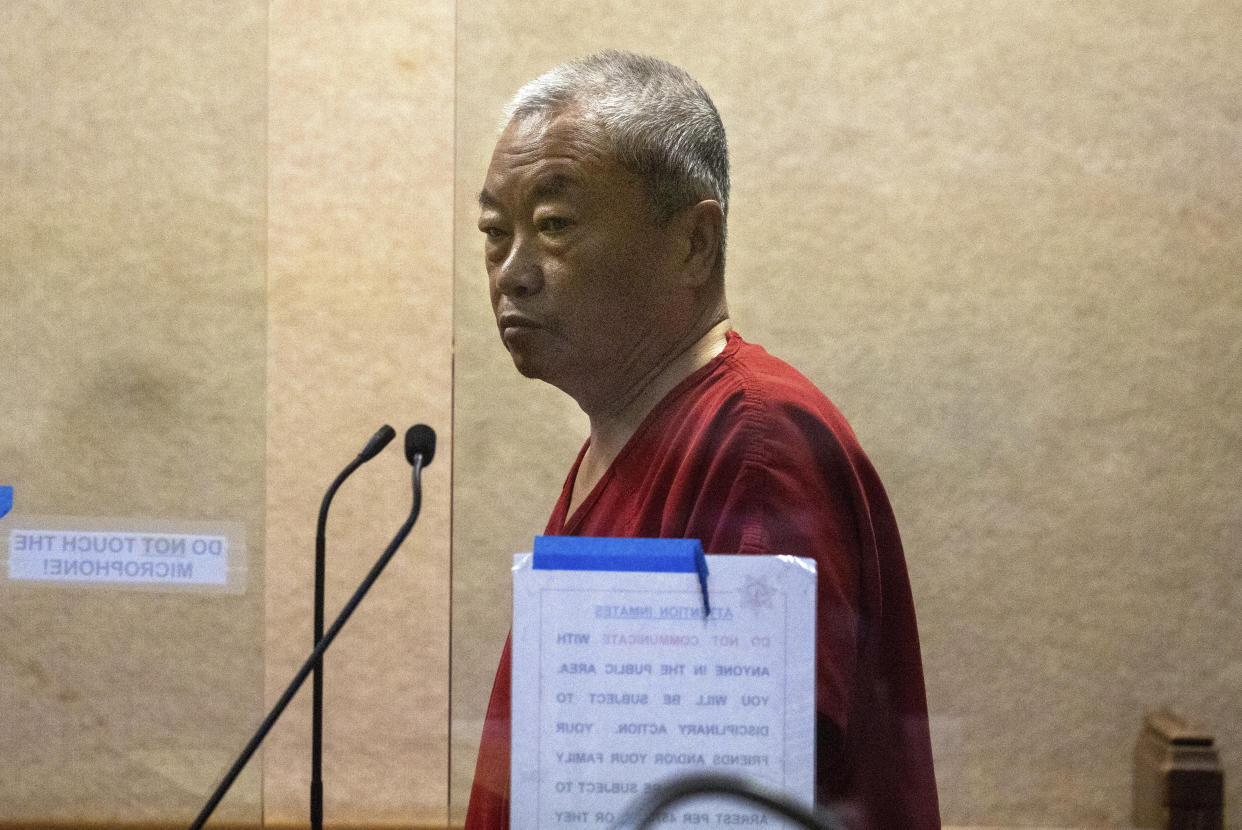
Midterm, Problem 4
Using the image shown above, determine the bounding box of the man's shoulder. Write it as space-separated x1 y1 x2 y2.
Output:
710 335 858 442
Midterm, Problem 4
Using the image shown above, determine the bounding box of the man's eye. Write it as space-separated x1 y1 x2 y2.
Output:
479 225 507 240
537 216 571 233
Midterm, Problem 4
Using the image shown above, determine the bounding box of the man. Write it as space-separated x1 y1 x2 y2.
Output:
467 51 940 829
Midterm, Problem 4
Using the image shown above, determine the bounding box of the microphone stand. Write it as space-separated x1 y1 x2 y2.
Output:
188 444 428 830
313 425 394 830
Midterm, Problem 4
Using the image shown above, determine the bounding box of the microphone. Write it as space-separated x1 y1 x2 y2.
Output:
405 423 436 468
400 425 435 528
189 423 434 830
312 425 396 830
359 424 397 462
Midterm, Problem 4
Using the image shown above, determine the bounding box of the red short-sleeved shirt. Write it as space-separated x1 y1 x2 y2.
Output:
465 333 940 830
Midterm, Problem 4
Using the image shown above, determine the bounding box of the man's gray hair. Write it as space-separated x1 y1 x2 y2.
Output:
505 51 730 263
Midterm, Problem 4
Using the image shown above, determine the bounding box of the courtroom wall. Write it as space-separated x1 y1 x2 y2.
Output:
2 1 1238 828
264 1 454 826
1 1 455 826
2 1 268 823
451 2 1242 828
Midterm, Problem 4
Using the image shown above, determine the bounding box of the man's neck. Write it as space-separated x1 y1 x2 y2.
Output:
567 316 732 518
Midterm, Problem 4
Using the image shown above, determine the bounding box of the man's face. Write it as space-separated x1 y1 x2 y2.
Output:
477 113 685 403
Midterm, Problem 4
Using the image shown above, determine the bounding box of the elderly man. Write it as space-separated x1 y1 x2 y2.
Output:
467 51 939 830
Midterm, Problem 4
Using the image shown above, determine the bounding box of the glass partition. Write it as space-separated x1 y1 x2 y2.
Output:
451 4 1242 829
1 1 266 825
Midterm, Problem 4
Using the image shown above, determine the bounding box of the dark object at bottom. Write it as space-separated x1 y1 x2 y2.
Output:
1133 709 1223 830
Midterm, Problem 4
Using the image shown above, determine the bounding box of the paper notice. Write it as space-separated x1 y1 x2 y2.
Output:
512 553 816 829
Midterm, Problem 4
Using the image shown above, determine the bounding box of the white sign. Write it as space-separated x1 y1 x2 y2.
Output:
512 554 817 829
7 527 232 587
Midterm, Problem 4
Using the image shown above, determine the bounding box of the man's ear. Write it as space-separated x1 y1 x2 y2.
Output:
675 199 725 288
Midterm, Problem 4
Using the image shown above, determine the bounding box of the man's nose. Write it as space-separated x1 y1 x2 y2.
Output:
494 233 544 299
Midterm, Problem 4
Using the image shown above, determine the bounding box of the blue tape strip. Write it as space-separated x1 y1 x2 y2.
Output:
533 536 711 616
0 486 11 520
533 535 700 571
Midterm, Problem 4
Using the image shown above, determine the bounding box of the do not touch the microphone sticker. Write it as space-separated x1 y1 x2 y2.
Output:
6 524 239 590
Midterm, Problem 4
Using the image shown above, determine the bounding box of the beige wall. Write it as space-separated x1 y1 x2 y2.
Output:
2 0 268 824
3 1 1239 828
452 2 1241 829
265 1 453 826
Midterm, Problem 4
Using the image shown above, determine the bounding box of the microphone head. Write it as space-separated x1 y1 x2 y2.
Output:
405 424 436 467
359 424 397 462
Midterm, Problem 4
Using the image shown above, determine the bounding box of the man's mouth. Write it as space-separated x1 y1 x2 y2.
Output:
497 312 542 336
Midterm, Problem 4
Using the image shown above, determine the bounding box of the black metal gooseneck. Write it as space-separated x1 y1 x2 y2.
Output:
188 425 433 830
